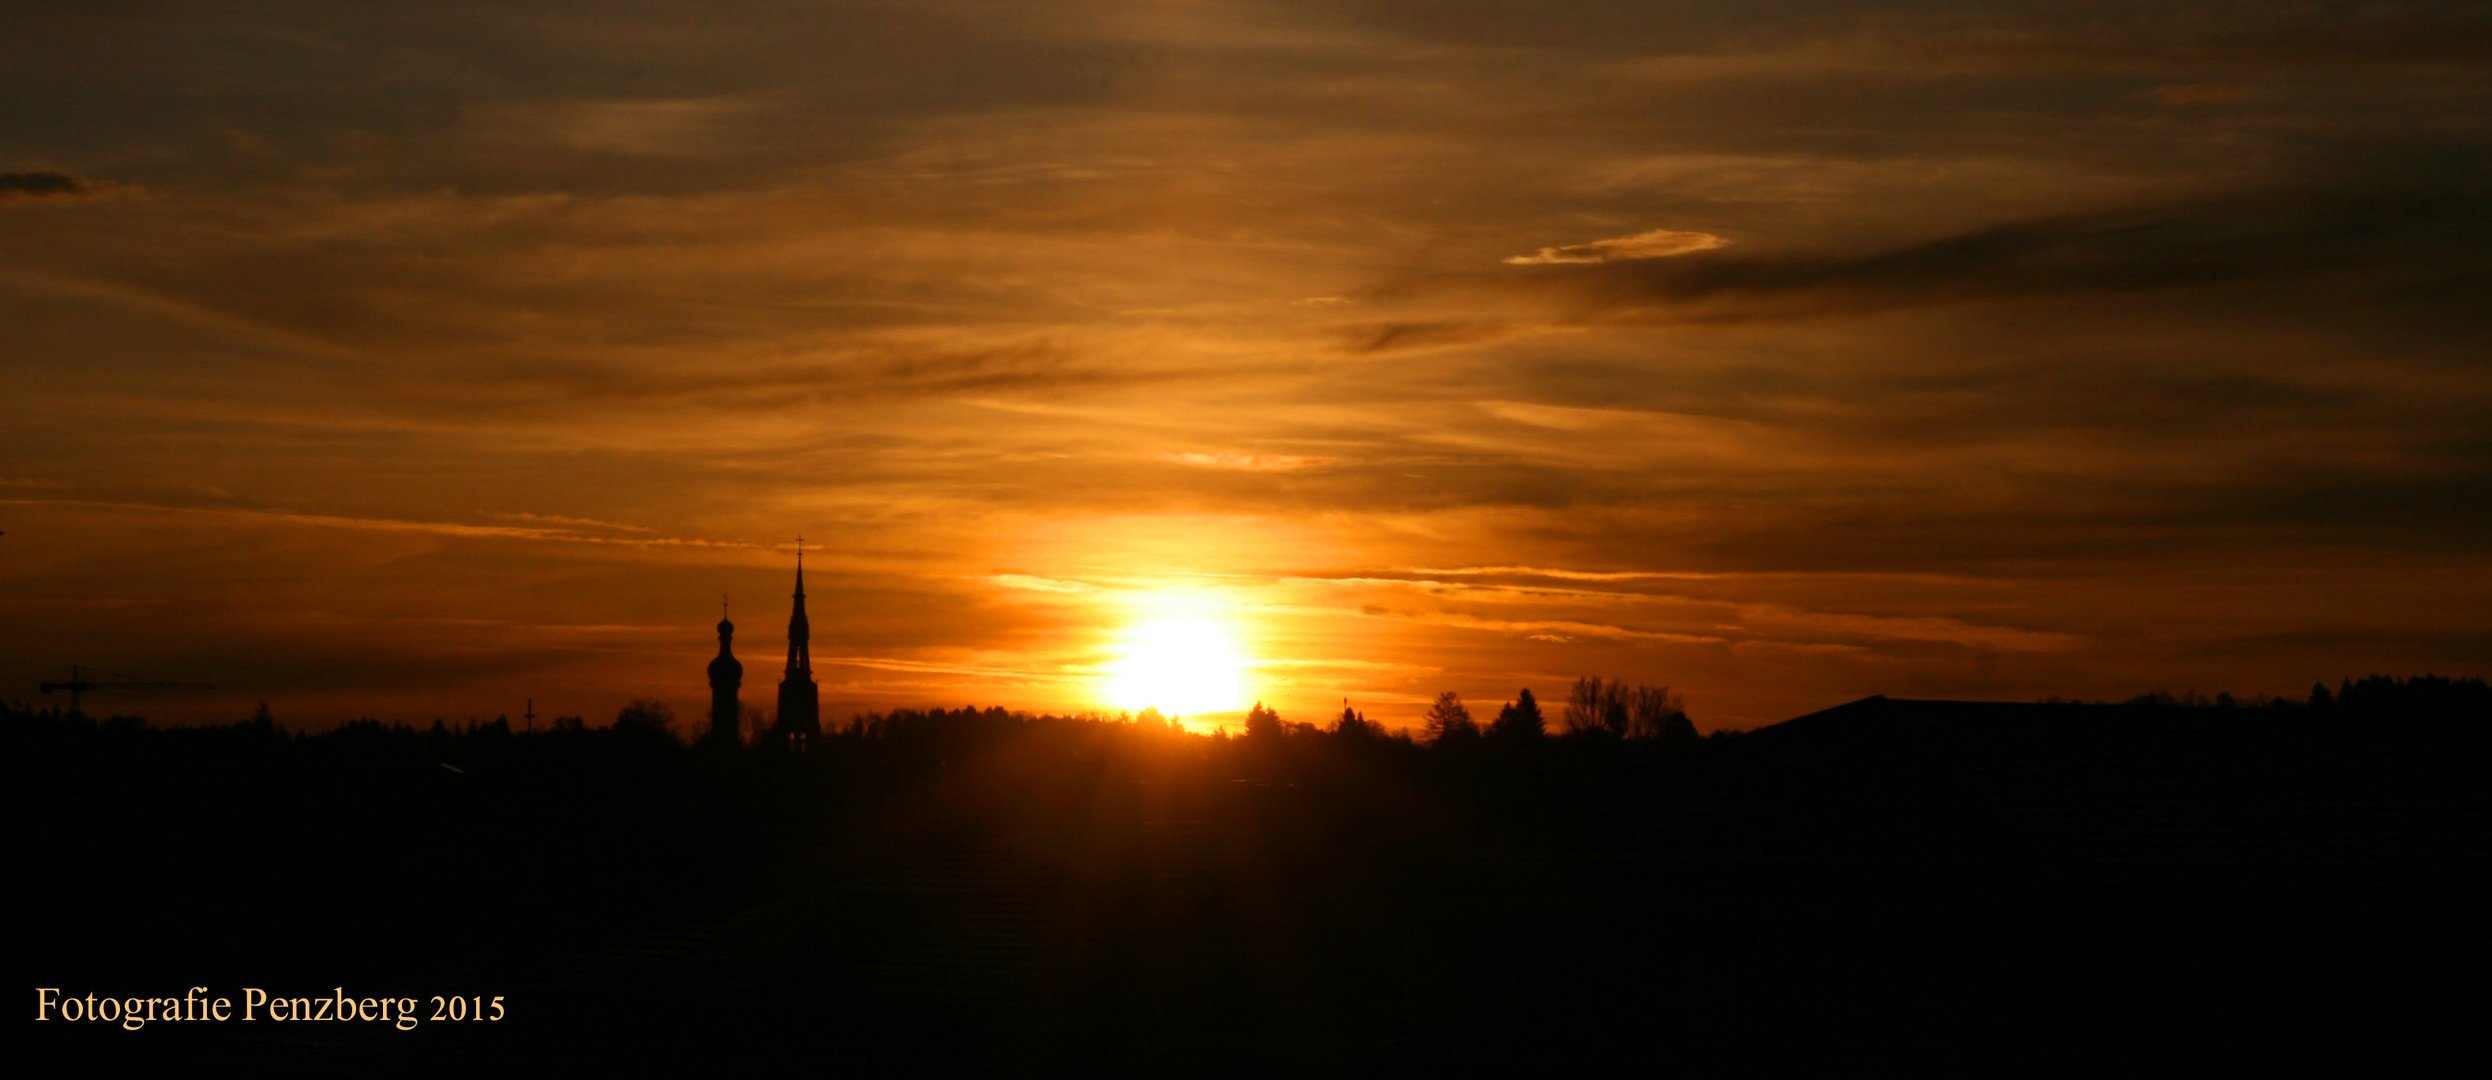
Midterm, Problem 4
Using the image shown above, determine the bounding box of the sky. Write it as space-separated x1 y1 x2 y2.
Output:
4 1 2488 732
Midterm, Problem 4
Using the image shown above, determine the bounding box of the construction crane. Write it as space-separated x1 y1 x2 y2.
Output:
38 665 216 718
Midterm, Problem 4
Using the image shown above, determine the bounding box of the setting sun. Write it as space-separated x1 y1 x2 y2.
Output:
1102 605 1251 719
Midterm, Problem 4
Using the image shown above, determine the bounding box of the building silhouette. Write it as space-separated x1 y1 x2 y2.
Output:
706 599 741 745
772 544 821 749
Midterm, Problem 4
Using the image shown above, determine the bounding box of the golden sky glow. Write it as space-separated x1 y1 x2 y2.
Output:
5 3 2490 731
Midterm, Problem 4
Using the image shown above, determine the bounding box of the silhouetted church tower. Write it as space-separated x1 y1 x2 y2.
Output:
773 539 822 749
707 596 742 745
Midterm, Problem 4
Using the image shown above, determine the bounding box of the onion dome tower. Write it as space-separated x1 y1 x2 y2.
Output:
707 596 743 746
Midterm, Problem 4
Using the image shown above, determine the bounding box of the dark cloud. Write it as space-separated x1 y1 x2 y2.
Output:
1336 321 1536 355
0 2 1150 197
1268 0 2492 69
1381 185 2492 325
0 171 117 202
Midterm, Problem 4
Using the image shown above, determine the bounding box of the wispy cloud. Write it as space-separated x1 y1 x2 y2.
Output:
495 512 655 533
1336 320 1545 355
1160 451 1331 472
2150 83 2260 107
988 573 1096 593
1399 566 1722 582
1296 570 2082 653
1506 228 1728 265
1727 604 2086 654
2 498 752 550
819 654 1095 684
472 96 773 157
1379 610 1730 646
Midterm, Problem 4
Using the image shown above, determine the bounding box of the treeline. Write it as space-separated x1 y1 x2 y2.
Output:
10 672 2486 762
2056 673 2492 719
1237 678 1697 748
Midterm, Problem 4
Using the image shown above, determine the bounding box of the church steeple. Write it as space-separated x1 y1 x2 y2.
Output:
785 542 811 675
773 537 821 749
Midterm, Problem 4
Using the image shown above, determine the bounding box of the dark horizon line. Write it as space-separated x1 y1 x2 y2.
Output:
15 671 2485 738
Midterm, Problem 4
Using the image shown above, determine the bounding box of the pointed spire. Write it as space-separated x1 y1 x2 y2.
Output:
784 536 811 676
775 534 821 748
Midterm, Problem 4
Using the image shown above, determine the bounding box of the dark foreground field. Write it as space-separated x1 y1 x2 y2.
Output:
17 700 2490 1075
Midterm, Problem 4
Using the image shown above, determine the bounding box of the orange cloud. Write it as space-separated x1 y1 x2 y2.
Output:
1505 229 1728 265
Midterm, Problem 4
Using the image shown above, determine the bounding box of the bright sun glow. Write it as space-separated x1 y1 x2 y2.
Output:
1102 597 1251 718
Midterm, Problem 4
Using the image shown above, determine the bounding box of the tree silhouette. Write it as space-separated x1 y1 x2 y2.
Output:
1564 677 1628 739
613 699 680 743
2335 673 2492 723
1627 683 1694 745
1490 688 1544 741
1244 701 1283 740
1135 706 1184 734
1333 700 1380 740
1566 676 1693 742
1422 691 1478 744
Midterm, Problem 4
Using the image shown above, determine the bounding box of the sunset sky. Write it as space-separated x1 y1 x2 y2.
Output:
5 2 2488 731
